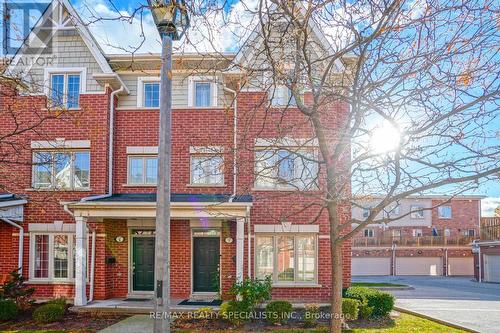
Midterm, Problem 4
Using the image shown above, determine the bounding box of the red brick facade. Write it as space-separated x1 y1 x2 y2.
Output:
0 80 352 302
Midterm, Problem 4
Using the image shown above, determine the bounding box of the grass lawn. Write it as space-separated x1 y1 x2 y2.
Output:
351 282 408 288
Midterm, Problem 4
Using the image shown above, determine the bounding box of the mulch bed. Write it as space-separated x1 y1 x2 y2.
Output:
0 303 127 333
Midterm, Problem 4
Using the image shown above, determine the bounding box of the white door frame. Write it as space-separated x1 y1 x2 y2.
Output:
190 227 222 298
128 227 156 296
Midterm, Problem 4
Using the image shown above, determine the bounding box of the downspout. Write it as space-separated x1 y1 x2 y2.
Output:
224 85 238 202
246 206 251 278
391 243 397 276
80 85 125 202
1 218 23 274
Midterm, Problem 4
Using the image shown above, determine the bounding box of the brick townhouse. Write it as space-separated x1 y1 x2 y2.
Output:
351 196 482 276
0 0 351 306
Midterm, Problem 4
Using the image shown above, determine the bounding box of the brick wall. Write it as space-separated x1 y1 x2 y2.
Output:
431 199 480 236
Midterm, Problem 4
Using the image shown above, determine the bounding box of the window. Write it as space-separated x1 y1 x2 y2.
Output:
32 151 90 190
392 229 401 238
49 73 81 108
195 82 211 107
467 229 476 237
362 208 371 218
31 233 82 281
412 229 423 237
438 205 452 219
143 82 160 107
364 229 374 238
255 234 316 284
188 76 217 107
255 149 318 190
271 85 297 106
410 205 425 219
128 156 158 185
190 155 224 185
388 204 400 216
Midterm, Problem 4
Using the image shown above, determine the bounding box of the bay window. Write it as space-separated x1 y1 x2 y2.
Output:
255 149 318 190
32 151 90 190
255 234 317 284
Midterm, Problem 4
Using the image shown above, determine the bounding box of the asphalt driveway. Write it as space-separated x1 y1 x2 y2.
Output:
352 276 500 333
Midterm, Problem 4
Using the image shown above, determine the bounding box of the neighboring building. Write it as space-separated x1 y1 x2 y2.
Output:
0 0 351 306
473 217 500 283
352 196 482 276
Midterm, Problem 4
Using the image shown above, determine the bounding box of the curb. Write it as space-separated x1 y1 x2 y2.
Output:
394 306 479 333
372 286 414 291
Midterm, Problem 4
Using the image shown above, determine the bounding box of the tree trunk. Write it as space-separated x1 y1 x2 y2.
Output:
330 240 344 333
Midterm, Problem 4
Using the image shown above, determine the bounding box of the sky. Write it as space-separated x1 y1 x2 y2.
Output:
1 0 498 215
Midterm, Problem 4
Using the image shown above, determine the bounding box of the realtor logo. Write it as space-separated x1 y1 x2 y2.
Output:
2 0 52 56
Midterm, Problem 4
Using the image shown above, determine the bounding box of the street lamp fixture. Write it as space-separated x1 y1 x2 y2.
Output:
148 0 189 40
147 0 189 332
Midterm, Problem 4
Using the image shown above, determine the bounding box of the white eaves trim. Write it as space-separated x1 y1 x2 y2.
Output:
187 76 218 107
126 146 158 154
31 139 91 149
254 224 319 233
136 76 161 108
255 137 318 147
189 146 224 154
28 222 76 232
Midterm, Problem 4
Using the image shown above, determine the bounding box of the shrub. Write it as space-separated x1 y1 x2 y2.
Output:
33 303 65 323
344 286 394 318
47 297 67 308
194 306 214 319
219 300 251 325
0 299 18 321
0 270 35 310
229 276 272 310
341 298 359 321
358 301 374 319
265 300 293 324
303 304 320 326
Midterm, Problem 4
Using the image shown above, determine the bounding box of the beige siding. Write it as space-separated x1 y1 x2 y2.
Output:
13 29 103 93
116 73 230 109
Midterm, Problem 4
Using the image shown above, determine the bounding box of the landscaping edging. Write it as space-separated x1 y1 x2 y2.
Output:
394 306 478 333
372 286 414 291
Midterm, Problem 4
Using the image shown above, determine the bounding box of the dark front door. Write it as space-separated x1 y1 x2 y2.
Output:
193 237 220 292
132 237 155 291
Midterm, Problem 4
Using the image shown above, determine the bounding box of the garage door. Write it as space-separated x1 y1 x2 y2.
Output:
484 255 500 283
448 257 474 276
352 257 391 276
396 257 443 276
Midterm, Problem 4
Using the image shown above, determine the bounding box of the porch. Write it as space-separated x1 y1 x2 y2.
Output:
63 193 253 306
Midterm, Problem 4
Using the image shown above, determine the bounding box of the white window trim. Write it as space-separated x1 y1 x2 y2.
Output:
187 76 218 107
254 233 318 286
364 229 374 237
412 229 423 237
127 155 158 185
28 232 86 283
43 68 87 107
31 139 91 149
137 76 161 108
31 150 91 190
438 205 452 219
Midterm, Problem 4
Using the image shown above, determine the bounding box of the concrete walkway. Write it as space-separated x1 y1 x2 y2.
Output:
353 276 500 333
99 315 153 333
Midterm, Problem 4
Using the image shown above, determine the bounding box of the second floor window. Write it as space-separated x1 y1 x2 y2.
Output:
50 73 81 108
194 82 212 107
128 156 158 185
143 82 160 107
364 229 374 237
255 149 318 190
32 151 90 190
190 155 224 185
438 205 452 219
410 205 425 219
271 85 297 107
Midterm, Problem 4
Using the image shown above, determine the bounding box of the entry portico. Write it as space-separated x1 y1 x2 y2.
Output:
64 193 252 306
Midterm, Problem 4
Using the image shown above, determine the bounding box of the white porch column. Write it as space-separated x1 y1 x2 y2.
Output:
236 218 245 283
74 216 87 306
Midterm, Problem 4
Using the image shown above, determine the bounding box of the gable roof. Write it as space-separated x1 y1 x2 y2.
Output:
6 0 113 75
233 2 345 71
